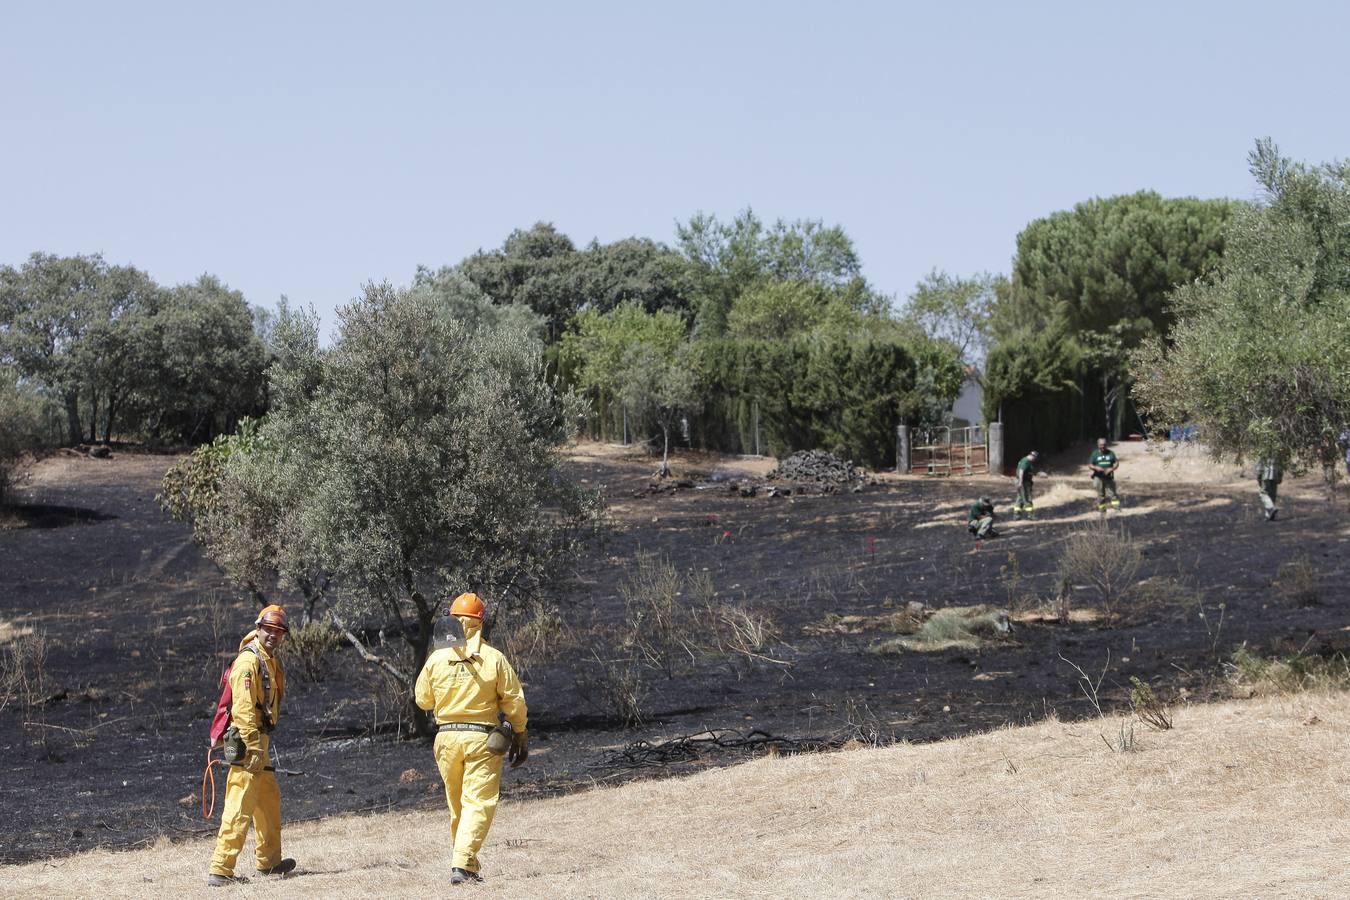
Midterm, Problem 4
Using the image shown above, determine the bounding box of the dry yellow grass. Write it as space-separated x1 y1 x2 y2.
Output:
0 618 34 645
9 693 1350 898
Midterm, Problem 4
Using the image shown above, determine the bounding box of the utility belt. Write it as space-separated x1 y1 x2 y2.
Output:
437 722 494 734
439 721 515 756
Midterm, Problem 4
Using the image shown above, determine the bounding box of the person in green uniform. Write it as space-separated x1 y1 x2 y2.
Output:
1088 438 1120 510
967 496 997 539
1255 455 1282 521
1014 450 1040 519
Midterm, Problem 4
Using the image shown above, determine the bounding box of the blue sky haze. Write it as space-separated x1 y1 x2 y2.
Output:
4 1 1348 330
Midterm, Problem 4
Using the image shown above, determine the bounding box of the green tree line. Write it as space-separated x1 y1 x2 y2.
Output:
470 211 964 469
0 253 268 447
8 171 1297 493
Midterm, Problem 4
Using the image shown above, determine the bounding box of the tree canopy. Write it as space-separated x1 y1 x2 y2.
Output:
675 209 878 337
1132 140 1350 476
901 270 1005 370
457 224 690 342
562 302 697 473
984 192 1237 451
0 254 267 445
165 279 601 713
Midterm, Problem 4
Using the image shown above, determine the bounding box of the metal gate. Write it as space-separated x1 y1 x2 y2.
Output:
912 425 988 476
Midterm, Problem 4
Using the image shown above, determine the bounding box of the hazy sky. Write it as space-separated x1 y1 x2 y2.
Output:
4 2 1348 331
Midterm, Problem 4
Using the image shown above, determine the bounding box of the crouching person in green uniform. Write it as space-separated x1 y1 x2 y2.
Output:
1088 438 1121 511
967 497 997 539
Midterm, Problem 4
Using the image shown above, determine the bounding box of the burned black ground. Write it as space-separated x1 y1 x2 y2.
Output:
1 448 1346 864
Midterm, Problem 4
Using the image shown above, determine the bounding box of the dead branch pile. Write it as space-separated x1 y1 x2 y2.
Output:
767 450 865 487
593 729 834 772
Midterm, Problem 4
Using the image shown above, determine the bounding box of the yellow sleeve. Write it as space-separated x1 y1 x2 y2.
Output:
229 653 263 753
496 655 528 733
414 655 436 712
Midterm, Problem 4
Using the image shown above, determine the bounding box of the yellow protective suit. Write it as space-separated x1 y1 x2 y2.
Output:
209 631 286 877
415 618 527 874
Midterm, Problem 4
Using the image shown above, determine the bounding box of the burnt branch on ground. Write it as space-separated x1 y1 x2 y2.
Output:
593 728 836 772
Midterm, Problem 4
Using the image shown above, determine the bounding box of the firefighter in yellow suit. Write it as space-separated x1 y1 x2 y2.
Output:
207 606 295 886
415 592 529 885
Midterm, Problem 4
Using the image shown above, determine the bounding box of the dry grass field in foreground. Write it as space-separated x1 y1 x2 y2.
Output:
11 693 1350 899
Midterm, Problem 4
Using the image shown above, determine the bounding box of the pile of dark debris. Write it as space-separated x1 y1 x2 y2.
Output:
635 450 873 498
767 450 870 492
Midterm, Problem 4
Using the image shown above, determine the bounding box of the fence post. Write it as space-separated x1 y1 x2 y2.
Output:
896 424 911 474
754 400 761 457
988 422 1004 476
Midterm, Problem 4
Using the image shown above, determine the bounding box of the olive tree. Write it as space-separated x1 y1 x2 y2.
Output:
1132 140 1350 485
620 341 699 477
168 281 600 715
158 416 330 618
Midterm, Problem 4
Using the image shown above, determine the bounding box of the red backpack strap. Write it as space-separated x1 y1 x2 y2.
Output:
208 660 234 746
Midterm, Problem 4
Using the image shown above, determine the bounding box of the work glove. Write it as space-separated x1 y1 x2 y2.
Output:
508 730 529 769
244 749 267 773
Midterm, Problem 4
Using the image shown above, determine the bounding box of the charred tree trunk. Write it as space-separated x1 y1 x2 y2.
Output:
405 581 438 737
63 391 82 445
102 396 117 444
87 391 99 444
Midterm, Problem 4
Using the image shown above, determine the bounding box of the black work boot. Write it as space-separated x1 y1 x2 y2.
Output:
451 867 483 884
259 858 296 876
207 873 246 886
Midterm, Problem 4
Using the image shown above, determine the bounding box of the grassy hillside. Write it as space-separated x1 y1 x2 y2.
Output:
10 691 1350 898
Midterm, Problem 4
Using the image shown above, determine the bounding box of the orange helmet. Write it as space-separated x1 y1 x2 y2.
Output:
449 592 485 620
255 605 290 632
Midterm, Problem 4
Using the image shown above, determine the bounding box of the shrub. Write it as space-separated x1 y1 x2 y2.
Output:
495 602 571 682
0 371 53 507
620 553 694 678
1226 645 1350 695
283 620 342 682
1274 555 1321 607
999 551 1040 615
1131 575 1197 620
0 628 49 715
573 647 646 726
1056 522 1142 622
1129 676 1173 731
700 603 786 678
